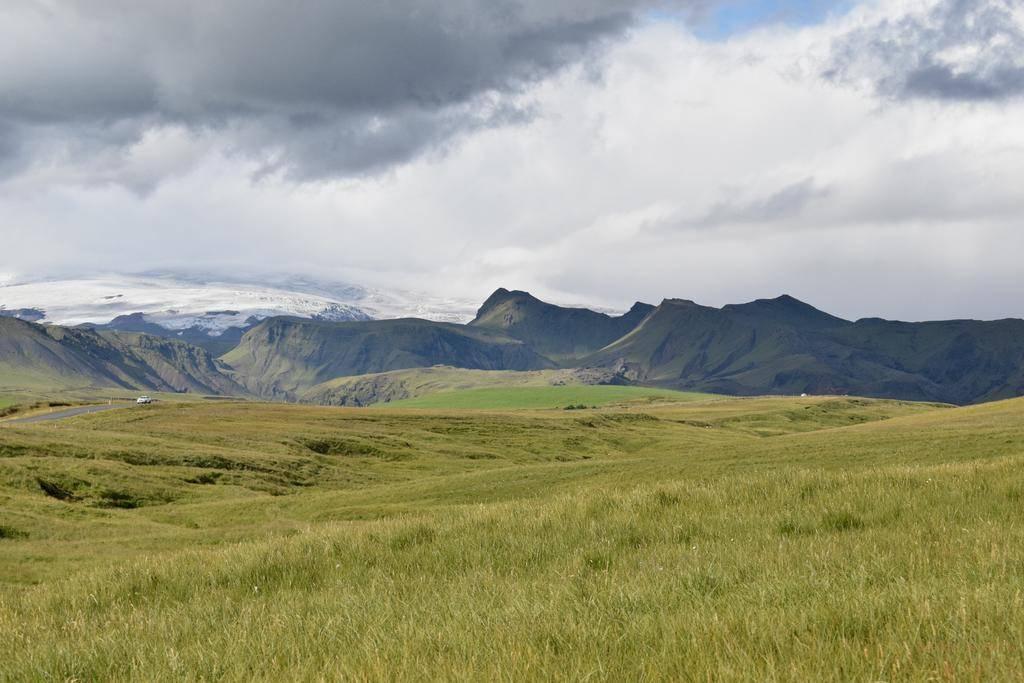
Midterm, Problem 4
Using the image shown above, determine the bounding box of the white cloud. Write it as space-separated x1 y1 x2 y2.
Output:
1 1 1023 321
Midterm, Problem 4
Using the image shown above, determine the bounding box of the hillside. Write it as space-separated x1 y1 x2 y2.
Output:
298 365 707 408
382 384 714 409
465 289 1024 404
583 295 1024 404
5 395 1024 678
299 366 626 406
828 317 1024 403
87 312 255 357
0 317 245 395
222 317 555 399
469 288 654 361
6 288 1024 405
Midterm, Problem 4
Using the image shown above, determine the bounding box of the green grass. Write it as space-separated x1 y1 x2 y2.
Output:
3 394 1024 679
0 363 85 391
383 384 714 409
299 365 679 407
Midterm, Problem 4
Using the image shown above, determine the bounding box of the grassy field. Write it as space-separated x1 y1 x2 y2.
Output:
2 394 1024 679
298 365 688 407
384 384 714 409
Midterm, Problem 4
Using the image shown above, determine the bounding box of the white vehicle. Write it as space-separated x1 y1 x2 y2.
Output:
136 396 153 405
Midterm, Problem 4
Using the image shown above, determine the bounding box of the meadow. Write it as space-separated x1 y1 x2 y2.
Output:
2 393 1023 679
0 396 17 418
383 384 712 409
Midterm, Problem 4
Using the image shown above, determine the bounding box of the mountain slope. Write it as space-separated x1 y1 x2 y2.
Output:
0 318 246 395
222 317 555 399
299 366 630 407
0 318 112 390
90 312 255 356
827 318 1024 404
6 286 1024 405
583 295 1024 404
469 288 654 362
582 297 836 395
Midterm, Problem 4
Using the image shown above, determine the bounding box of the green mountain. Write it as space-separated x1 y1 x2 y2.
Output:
469 288 654 361
5 288 1024 405
0 317 246 395
827 318 1024 403
221 317 555 399
583 296 1024 404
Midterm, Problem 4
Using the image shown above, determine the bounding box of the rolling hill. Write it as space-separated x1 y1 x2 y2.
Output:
3 394 1022 678
222 317 555 399
381 384 714 409
300 366 648 407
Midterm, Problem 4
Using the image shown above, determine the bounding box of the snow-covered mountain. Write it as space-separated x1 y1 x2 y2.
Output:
0 273 480 335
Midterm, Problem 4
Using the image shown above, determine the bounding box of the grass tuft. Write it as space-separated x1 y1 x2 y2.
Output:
821 510 865 532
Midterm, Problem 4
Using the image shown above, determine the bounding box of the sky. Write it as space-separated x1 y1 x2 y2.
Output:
1 0 1023 321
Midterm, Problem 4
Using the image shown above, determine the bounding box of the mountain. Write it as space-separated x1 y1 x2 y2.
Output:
0 307 46 322
87 312 257 357
827 318 1024 404
583 295 1024 404
5 285 1024 406
469 288 654 362
221 317 555 399
0 317 246 395
721 294 848 330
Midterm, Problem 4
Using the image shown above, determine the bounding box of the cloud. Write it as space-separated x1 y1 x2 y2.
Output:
3 2 1024 323
826 0 1024 101
695 178 831 226
0 1 693 186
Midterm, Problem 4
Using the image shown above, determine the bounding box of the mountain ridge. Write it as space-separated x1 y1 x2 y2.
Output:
469 287 655 362
4 287 1024 406
222 316 555 400
0 317 246 395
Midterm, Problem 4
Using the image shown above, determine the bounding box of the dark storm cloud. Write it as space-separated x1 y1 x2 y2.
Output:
902 62 1024 101
0 0 680 182
826 0 1024 102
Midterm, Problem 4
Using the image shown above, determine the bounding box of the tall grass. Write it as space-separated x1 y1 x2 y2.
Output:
1 395 1023 678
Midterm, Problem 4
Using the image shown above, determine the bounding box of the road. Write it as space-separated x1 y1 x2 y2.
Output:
2 403 130 425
